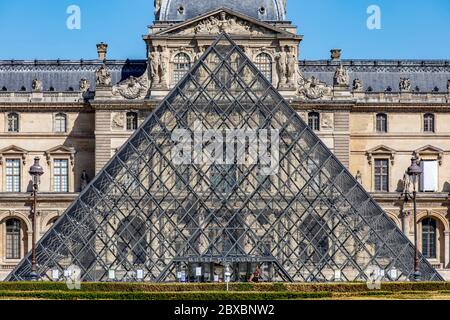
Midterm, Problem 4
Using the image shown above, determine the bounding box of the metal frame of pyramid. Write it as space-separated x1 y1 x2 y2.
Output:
7 34 443 282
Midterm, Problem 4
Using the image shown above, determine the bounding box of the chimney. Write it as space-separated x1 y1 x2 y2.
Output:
330 49 342 61
96 42 108 60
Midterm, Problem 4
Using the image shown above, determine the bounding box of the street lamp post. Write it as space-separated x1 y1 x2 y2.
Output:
29 157 44 281
406 156 422 282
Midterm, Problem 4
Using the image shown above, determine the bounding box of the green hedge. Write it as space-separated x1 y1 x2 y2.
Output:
0 290 332 301
0 282 449 293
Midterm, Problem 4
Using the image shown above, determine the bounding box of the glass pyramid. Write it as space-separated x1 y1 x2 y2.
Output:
7 34 443 282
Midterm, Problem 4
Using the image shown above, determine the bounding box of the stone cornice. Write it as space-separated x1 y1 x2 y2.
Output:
0 102 92 112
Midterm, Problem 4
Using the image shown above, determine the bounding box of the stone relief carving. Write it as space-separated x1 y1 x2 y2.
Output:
334 64 349 86
321 113 334 130
447 79 450 92
32 79 43 92
111 112 125 129
96 64 112 87
399 78 411 92
79 79 90 93
149 48 169 88
297 73 332 100
112 71 149 100
353 78 364 91
176 13 266 36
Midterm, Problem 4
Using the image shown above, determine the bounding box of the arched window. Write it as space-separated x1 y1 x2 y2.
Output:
255 53 273 83
6 219 21 259
424 113 435 133
55 113 67 133
7 112 19 132
422 218 436 259
376 113 387 133
126 112 138 131
172 53 191 84
308 112 320 131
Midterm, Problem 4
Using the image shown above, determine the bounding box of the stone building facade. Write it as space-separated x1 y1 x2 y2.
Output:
0 0 450 279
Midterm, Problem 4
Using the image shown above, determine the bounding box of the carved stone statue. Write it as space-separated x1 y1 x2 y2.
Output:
96 64 112 87
149 48 169 88
79 79 90 93
112 71 149 100
275 49 288 88
286 47 297 85
402 171 411 195
297 73 332 100
399 78 411 92
81 170 90 191
149 51 160 85
355 171 362 184
353 79 364 91
447 79 450 92
159 49 169 86
334 65 349 86
32 79 43 92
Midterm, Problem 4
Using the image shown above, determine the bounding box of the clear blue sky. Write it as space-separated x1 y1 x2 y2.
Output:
0 0 449 60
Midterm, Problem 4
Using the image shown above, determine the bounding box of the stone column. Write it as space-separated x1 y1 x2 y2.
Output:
444 231 450 268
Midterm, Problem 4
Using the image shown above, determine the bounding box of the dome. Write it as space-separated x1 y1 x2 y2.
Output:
157 0 286 22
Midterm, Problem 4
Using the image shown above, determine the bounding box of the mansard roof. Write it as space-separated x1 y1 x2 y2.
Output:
0 59 449 94
0 60 147 93
157 0 286 22
300 60 450 93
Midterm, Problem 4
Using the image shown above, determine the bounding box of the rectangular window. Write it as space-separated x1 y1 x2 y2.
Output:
5 159 21 192
53 159 69 192
420 160 438 192
6 224 20 259
374 159 389 192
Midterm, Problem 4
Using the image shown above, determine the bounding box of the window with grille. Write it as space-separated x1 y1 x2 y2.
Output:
374 159 389 192
53 159 69 192
173 53 191 84
422 218 436 259
55 113 67 133
376 113 388 133
308 112 320 131
126 112 138 131
5 159 21 192
424 113 435 133
255 53 272 83
6 219 21 259
7 112 19 132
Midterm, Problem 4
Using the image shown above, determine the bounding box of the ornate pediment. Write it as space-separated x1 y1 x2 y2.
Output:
156 8 290 37
414 145 444 165
366 145 396 165
0 145 28 165
45 145 76 165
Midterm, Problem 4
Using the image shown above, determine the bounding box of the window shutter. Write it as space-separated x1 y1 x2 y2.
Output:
421 161 438 192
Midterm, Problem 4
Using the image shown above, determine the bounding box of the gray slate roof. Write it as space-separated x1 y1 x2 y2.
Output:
0 60 147 92
1 59 449 94
158 0 285 22
300 60 450 93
